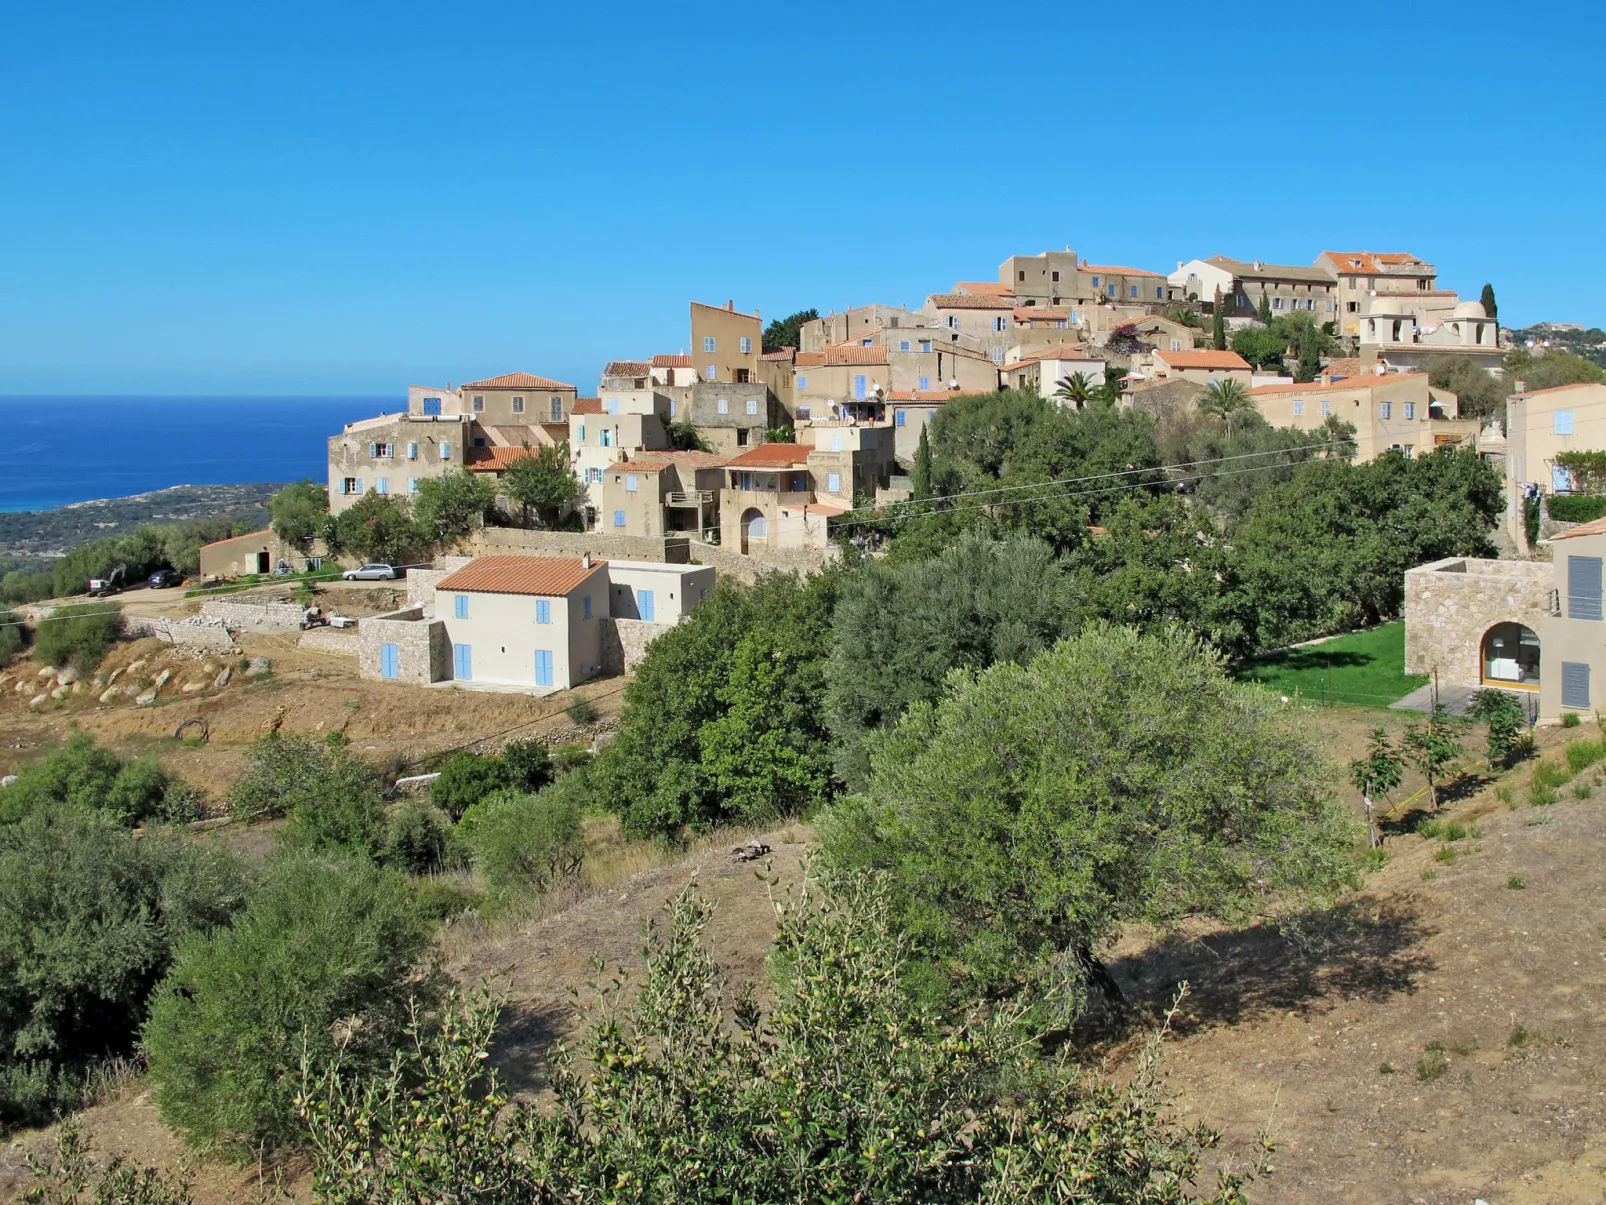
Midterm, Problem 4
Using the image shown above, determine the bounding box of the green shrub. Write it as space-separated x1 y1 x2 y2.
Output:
143 851 436 1153
1508 874 1526 890
1525 495 1542 547
1565 738 1604 774
428 750 510 821
31 604 124 673
0 733 185 826
1547 494 1606 524
228 735 386 855
0 610 24 662
565 696 597 725
411 878 482 922
380 801 453 875
0 805 248 1128
1563 712 1582 729
298 882 1265 1204
458 780 584 896
1416 1042 1450 1082
16 1122 194 1205
499 739 552 793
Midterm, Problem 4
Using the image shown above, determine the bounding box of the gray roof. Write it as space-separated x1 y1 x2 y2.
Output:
1206 256 1334 285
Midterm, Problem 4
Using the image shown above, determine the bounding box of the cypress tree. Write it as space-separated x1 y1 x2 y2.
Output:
912 425 933 499
1256 291 1273 325
1480 282 1498 320
1212 288 1227 351
1295 324 1321 383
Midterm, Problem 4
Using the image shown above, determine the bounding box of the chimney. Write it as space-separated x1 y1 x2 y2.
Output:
1320 370 1332 386
1176 260 1183 270
582 552 592 570
1515 378 1526 394
727 300 734 311
1253 259 1262 271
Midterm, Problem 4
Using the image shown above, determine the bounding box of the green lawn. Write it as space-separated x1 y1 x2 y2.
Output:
1232 622 1426 709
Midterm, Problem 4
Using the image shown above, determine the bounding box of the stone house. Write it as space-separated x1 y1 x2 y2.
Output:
198 529 279 580
1168 257 1340 321
1248 372 1479 462
690 301 763 384
718 443 844 553
599 450 728 539
1150 348 1253 388
328 413 473 516
1314 251 1437 339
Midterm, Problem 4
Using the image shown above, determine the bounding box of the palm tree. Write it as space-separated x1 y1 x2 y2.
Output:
1197 378 1254 437
1052 372 1093 409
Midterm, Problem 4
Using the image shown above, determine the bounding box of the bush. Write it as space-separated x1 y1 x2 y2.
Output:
0 733 186 826
428 750 511 821
31 603 124 673
457 780 584 896
0 806 248 1128
143 851 436 1153
380 801 453 875
0 610 24 662
499 739 552 793
1565 738 1604 774
565 696 597 725
1563 712 1582 728
228 735 386 855
299 882 1263 1204
1546 494 1606 524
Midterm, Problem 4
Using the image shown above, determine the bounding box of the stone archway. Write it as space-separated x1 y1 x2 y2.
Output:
741 508 767 555
1481 621 1540 690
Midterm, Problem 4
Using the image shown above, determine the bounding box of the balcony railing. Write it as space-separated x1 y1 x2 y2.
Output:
666 490 713 506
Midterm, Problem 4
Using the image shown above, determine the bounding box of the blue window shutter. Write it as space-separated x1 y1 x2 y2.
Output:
896 410 906 426
797 375 807 389
454 644 472 680
454 594 468 619
1569 556 1603 620
578 424 585 442
583 595 592 620
1563 661 1591 709
918 376 929 391
614 510 626 528
1555 410 1575 435
639 589 655 621
423 397 441 415
854 375 866 399
380 643 398 679
536 599 550 624
535 649 553 687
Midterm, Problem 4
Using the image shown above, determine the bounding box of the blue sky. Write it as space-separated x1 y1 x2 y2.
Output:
3 0 1603 395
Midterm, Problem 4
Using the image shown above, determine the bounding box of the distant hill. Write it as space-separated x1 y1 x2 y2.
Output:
0 482 284 558
1507 322 1606 369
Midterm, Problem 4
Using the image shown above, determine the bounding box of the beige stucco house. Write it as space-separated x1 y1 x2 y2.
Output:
599 449 728 539
1315 250 1437 338
690 301 763 384
1168 257 1339 321
1151 349 1252 388
1505 382 1606 497
718 443 845 553
1248 372 1478 462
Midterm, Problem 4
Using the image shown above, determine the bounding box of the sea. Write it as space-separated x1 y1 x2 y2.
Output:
0 395 399 513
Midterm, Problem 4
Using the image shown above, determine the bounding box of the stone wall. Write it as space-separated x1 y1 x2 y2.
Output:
1404 557 1554 684
684 539 839 581
356 607 450 683
598 617 676 676
467 528 690 564
124 616 239 653
201 599 308 630
298 627 359 656
406 556 472 607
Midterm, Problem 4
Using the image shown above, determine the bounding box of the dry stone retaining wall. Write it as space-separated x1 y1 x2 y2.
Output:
598 617 675 676
1404 557 1553 685
124 616 238 653
298 627 360 656
201 599 307 630
467 528 690 563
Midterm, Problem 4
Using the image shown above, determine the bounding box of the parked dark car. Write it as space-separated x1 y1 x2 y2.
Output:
148 568 184 589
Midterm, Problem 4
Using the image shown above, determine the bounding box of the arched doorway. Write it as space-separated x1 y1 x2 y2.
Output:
1482 622 1540 689
741 508 767 555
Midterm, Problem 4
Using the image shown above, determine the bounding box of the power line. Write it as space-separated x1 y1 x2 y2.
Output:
0 569 357 631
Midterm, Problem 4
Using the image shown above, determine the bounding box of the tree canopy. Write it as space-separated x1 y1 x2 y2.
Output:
500 443 582 529
761 308 819 353
266 480 329 553
410 470 497 545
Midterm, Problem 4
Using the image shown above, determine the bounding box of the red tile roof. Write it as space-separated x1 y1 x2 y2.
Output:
954 281 1014 296
1013 307 1072 322
465 447 538 471
1017 344 1102 363
1519 382 1606 398
1156 349 1251 370
1319 251 1429 275
886 388 965 401
819 344 891 365
459 372 575 391
437 555 606 597
652 354 693 368
1552 516 1606 540
927 292 1015 310
1080 264 1164 278
725 443 814 468
760 347 796 362
602 360 652 378
1248 372 1425 397
606 460 667 473
571 397 603 414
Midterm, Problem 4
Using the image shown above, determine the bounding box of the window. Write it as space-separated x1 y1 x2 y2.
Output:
441 441 452 459
1404 401 1416 420
1564 661 1591 709
918 376 929 391
1347 301 1359 313
407 476 420 493
920 340 931 353
1569 555 1603 620
590 467 602 484
1107 284 1116 297
1092 276 1100 288
669 399 676 417
600 429 613 447
797 405 811 419
512 396 524 413
899 340 910 352
536 599 551 624
1129 285 1139 299
638 589 655 622
1380 401 1392 419
342 477 360 494
453 644 472 681
577 424 585 442
703 336 716 353
374 477 389 495
1156 287 1164 300
831 435 844 452
717 398 729 414
854 375 867 400
826 472 841 493
406 442 418 459
1273 297 1284 310
534 649 553 687
1170 339 1182 352
1555 410 1575 435
370 442 392 458
705 364 716 380
613 510 626 528
889 316 899 328
583 595 591 620
605 397 619 414
1056 320 1067 330
422 397 441 416
626 475 638 492
472 395 484 411
746 398 758 415
454 594 469 619
380 643 398 679
861 338 872 347
1051 270 1060 282
797 375 807 389
473 437 486 447
1320 401 1330 417
896 409 906 426
1293 400 1304 416
991 347 1003 363
740 336 751 354
993 316 1006 332
946 316 958 329
550 397 562 421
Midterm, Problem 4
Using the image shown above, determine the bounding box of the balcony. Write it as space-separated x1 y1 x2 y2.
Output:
666 490 713 506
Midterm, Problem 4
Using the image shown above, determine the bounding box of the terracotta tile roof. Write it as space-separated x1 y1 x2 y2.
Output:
465 447 538 472
725 443 814 468
954 281 1015 296
927 292 1016 310
760 347 796 362
656 449 731 467
1519 382 1606 398
1204 256 1335 285
1016 343 1102 362
459 372 575 391
1156 349 1251 370
606 460 667 473
1551 516 1606 540
799 502 848 517
1320 251 1429 275
1248 372 1425 397
802 345 889 366
886 388 965 401
1322 357 1363 378
437 555 606 597
1080 263 1164 278
1013 307 1072 322
602 360 652 378
571 397 603 414
652 354 693 368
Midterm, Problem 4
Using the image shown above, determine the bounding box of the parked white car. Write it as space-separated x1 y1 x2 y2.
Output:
342 563 399 581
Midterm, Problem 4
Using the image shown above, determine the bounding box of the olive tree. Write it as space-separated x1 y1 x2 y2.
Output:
820 623 1361 1014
